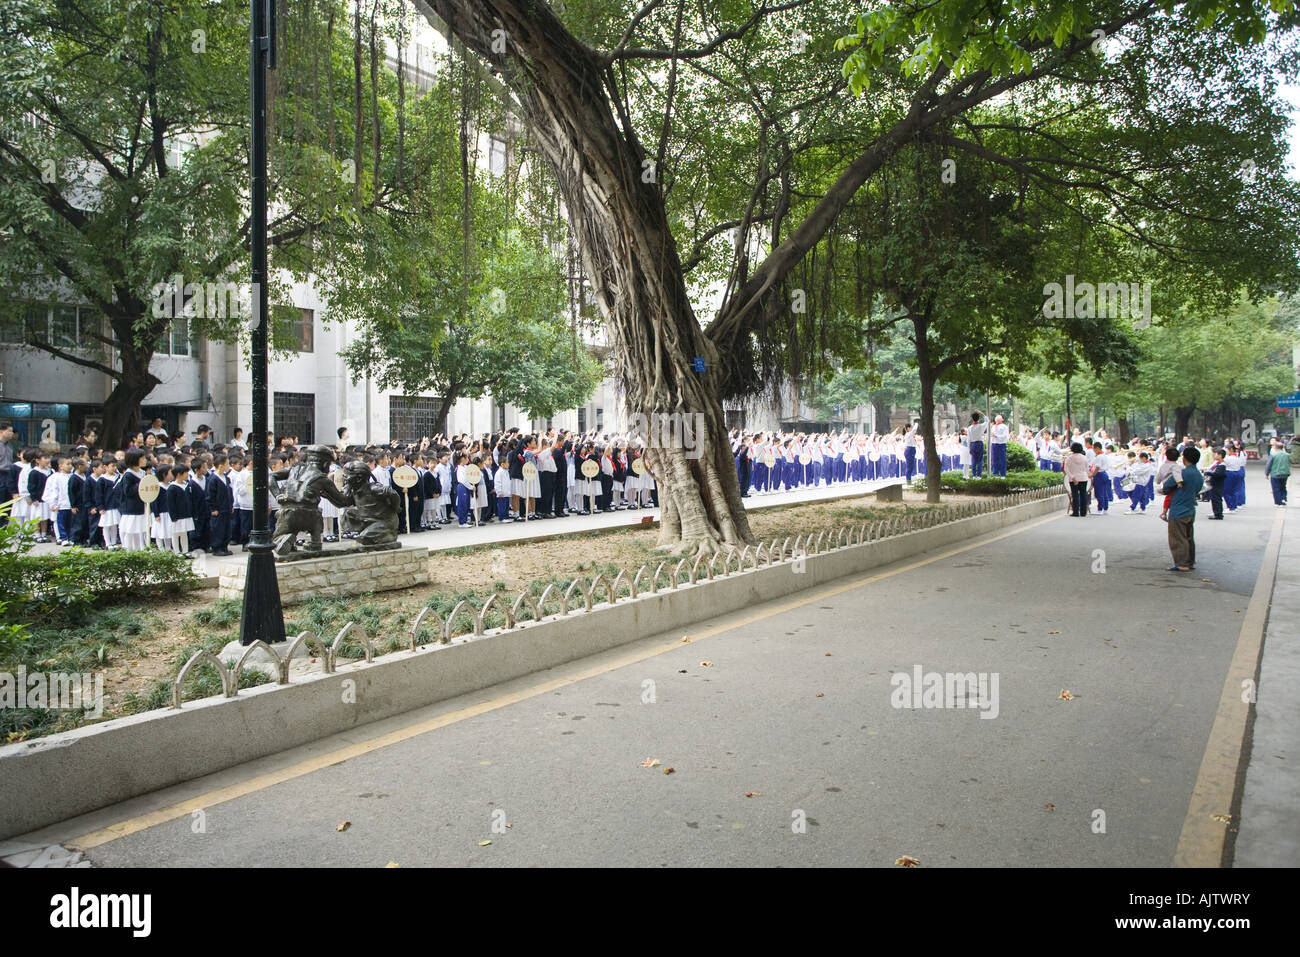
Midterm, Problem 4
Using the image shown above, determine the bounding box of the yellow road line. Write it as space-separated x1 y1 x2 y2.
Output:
67 512 1063 852
1173 508 1285 867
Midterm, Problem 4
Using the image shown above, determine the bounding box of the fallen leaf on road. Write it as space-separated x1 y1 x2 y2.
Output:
1169 628 1178 632
700 661 713 667
1059 689 1074 700
894 856 920 867
1201 578 1212 583
641 758 661 768
816 693 825 698
678 669 687 673
336 821 351 832
1211 813 1231 824
825 653 833 656
385 862 400 868
663 767 675 774
1044 803 1056 811
1048 630 1060 635
478 840 493 846
746 791 761 798
505 823 512 828
681 636 692 642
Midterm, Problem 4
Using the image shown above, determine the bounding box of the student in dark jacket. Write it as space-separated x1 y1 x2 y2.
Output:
67 458 90 545
167 463 196 555
27 451 53 542
188 458 212 551
205 453 234 555
1204 449 1228 519
418 455 438 529
117 449 149 551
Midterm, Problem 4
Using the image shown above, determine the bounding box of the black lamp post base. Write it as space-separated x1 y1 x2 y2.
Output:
239 545 286 646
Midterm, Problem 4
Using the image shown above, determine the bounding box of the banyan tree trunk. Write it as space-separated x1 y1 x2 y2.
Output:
418 0 754 555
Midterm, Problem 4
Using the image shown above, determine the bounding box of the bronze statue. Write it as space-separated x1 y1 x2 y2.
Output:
271 445 353 556
338 460 401 549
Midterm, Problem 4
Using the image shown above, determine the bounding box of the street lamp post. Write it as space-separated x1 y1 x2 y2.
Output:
239 0 285 647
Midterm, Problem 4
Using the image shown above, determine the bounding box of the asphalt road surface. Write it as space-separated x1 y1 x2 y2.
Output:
35 492 1283 867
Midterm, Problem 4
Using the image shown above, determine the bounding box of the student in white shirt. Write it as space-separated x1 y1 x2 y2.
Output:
990 415 1010 477
967 413 987 477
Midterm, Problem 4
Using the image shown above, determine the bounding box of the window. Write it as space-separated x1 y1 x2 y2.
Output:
155 317 200 357
389 396 445 441
595 407 604 432
0 309 23 344
23 303 48 344
488 135 507 176
171 315 190 356
290 308 313 353
577 407 586 433
273 392 315 445
51 305 78 349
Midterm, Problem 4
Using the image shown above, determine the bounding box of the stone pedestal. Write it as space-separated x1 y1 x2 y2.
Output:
219 547 429 605
876 482 904 502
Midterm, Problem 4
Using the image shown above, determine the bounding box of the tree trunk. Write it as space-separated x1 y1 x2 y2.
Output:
912 314 942 503
352 0 363 211
1117 415 1130 445
1174 405 1195 440
102 340 162 448
421 0 753 555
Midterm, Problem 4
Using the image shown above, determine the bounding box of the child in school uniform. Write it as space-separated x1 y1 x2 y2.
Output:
47 456 73 545
151 465 173 549
98 457 122 548
1090 442 1112 514
453 452 474 527
68 457 91 546
117 450 149 552
187 459 211 552
418 456 440 531
206 454 234 555
167 463 196 556
1125 453 1154 513
83 458 103 547
434 450 453 524
25 451 54 543
493 455 512 522
229 456 253 547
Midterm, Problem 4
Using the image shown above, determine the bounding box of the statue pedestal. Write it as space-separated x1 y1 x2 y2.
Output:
219 546 429 606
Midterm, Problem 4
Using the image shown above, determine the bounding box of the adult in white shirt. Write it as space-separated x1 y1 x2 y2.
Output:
967 413 988 477
1223 446 1246 510
990 414 1010 477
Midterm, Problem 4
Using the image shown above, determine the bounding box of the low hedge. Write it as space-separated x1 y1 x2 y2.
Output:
2 548 200 614
915 469 1064 495
1006 442 1038 471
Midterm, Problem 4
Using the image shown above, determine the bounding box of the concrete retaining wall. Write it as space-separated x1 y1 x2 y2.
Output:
0 493 1064 839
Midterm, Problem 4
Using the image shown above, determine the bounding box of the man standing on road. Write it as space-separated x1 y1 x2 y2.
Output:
1160 446 1203 572
1266 438 1292 506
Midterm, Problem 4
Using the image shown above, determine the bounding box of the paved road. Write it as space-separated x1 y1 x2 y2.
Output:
13 485 1282 868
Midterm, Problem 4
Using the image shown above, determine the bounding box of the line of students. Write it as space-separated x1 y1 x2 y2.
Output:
7 446 249 554
1055 435 1253 519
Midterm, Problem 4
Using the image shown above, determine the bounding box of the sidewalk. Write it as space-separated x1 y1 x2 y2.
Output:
1234 501 1299 866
